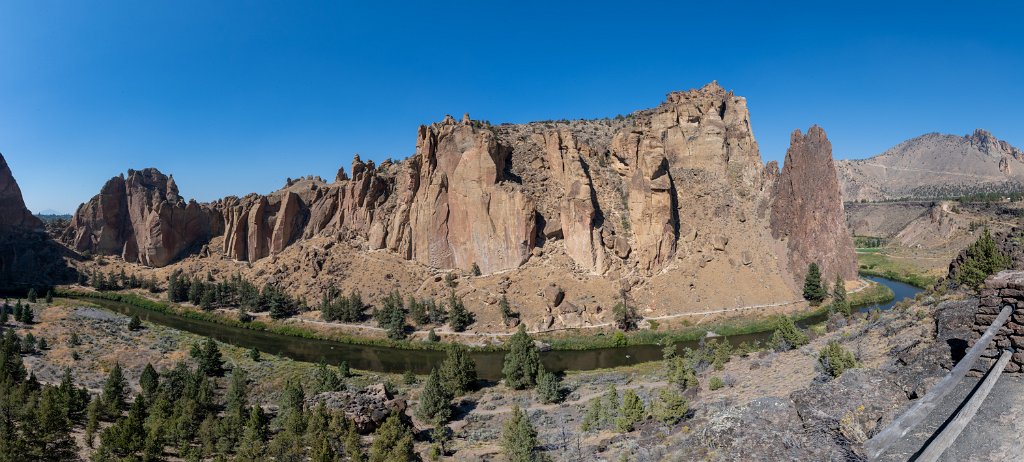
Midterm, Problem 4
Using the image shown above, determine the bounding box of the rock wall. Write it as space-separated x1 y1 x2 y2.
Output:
972 271 1024 374
63 168 217 267
770 126 858 282
0 152 73 289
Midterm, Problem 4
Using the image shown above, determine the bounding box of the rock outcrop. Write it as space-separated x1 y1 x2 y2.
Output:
0 153 73 289
63 168 217 267
771 126 858 282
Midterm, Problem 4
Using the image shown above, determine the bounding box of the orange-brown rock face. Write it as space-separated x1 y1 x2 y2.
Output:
770 126 858 282
544 129 604 273
395 116 536 273
64 168 217 267
0 154 43 233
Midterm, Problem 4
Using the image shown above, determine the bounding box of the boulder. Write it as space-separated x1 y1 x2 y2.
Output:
544 283 565 307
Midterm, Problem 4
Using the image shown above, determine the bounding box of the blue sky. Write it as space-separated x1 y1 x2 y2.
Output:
2 1 1022 213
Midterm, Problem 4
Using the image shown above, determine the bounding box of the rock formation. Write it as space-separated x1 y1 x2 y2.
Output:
771 126 858 282
0 152 73 289
61 83 861 323
63 168 218 267
837 129 1024 202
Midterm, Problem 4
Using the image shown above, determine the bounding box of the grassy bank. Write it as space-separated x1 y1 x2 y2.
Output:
55 288 467 352
857 252 939 289
848 279 895 306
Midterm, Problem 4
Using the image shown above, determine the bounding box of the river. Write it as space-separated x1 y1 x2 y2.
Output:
79 276 921 380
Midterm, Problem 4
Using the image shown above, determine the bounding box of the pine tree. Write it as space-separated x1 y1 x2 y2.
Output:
140 363 159 399
416 368 453 424
85 397 100 448
45 290 53 304
248 347 261 362
27 288 37 303
20 304 32 324
802 263 827 303
338 360 350 378
128 314 142 331
101 362 128 418
769 315 809 351
501 405 541 462
439 344 477 396
535 366 562 404
194 337 224 376
832 274 851 316
503 325 540 389
427 328 440 343
368 412 414 462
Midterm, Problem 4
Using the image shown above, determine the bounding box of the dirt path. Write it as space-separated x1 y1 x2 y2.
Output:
461 380 669 418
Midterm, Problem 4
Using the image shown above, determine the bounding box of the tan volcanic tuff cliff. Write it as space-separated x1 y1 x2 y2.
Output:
63 168 219 267
1 152 73 289
64 82 860 324
837 129 1024 202
771 126 858 282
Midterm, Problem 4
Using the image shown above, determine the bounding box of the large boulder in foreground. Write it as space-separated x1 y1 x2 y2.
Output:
770 126 858 282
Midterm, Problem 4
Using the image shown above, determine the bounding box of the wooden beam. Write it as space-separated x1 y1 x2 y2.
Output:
915 348 1012 462
864 305 1012 460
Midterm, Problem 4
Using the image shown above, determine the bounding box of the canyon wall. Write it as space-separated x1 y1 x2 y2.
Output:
62 83 859 311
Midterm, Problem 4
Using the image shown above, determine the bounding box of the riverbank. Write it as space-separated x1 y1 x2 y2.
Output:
55 276 904 355
858 252 941 289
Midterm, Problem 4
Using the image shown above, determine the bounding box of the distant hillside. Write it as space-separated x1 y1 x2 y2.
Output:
35 213 71 223
836 129 1024 202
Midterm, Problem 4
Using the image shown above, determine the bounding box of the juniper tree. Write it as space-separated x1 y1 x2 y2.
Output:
447 291 474 332
832 274 851 316
128 314 142 331
615 389 646 432
27 288 37 303
439 343 477 396
101 362 128 418
503 325 540 389
501 405 542 462
535 366 562 404
957 228 1011 288
368 412 414 462
416 368 452 424
140 363 159 399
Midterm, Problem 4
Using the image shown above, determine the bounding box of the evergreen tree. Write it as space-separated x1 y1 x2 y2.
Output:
314 360 342 393
832 274 851 316
0 308 7 325
427 329 440 343
344 422 364 462
101 362 128 418
337 360 351 378
447 291 474 332
374 291 408 340
416 368 453 424
819 340 858 378
85 397 100 448
236 406 268 460
613 301 639 331
501 405 542 462
368 412 414 462
502 325 540 389
20 304 32 324
769 315 809 351
402 370 417 385
651 387 689 425
193 337 224 376
439 344 476 396
248 347 261 362
140 363 159 399
45 290 53 304
128 314 142 331
13 300 22 322
500 294 517 325
535 366 562 404
802 263 827 303
957 228 1012 288
27 288 37 303
615 389 646 432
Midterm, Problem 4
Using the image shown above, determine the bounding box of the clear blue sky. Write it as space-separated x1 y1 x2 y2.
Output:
2 1 1022 214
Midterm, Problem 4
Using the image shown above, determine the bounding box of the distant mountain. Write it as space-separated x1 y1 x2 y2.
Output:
836 129 1024 202
36 208 68 216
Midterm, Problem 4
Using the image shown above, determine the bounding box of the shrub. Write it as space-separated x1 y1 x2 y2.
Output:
615 389 646 433
535 367 562 404
819 340 857 378
651 387 689 425
613 302 639 331
769 316 809 351
708 376 725 390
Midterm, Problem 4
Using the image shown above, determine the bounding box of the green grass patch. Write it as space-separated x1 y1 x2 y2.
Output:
848 280 895 307
857 253 939 289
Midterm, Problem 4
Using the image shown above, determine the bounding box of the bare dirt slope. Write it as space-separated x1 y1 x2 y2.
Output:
837 130 1024 202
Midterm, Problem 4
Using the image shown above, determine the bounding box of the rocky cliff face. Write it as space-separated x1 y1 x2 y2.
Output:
0 153 73 289
837 129 1024 202
62 83 860 323
771 126 858 282
63 169 218 267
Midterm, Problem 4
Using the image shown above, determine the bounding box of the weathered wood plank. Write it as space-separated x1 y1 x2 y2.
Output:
914 348 1012 462
864 305 1012 460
